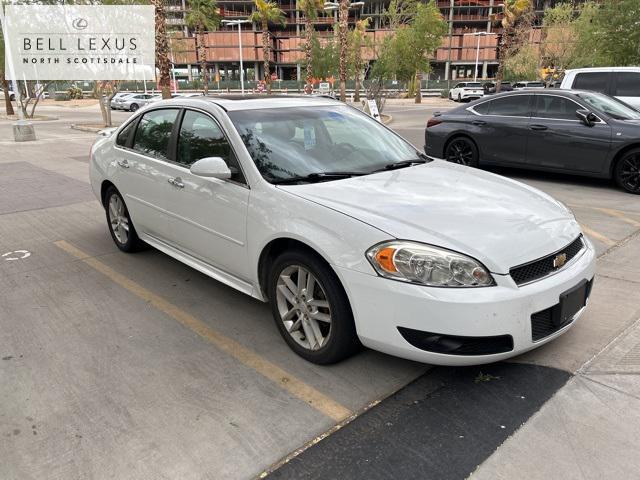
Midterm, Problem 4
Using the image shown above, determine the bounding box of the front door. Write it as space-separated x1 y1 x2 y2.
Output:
163 109 251 280
526 94 611 173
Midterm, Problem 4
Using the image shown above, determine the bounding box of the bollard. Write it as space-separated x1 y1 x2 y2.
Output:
13 120 37 142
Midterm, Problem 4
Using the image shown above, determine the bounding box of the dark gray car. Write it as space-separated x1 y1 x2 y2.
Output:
424 90 640 194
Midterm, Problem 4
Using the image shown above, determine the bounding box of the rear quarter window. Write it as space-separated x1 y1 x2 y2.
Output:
614 72 640 97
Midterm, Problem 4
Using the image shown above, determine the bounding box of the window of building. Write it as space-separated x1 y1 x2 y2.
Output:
132 109 179 160
177 110 245 183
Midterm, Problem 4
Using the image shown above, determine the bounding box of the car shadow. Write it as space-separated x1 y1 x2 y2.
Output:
484 165 615 191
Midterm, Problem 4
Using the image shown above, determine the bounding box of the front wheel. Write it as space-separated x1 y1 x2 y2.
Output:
104 186 144 252
129 103 139 112
268 250 360 364
445 137 479 167
614 148 640 194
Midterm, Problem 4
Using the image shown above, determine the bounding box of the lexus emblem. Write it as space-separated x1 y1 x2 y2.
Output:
553 253 567 269
72 17 88 30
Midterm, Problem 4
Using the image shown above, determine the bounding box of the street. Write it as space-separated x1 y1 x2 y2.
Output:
2 99 640 479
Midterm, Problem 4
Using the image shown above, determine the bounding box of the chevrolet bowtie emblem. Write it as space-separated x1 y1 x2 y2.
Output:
553 253 567 268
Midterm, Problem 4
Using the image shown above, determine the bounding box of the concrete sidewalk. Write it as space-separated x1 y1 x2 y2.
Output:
472 234 640 480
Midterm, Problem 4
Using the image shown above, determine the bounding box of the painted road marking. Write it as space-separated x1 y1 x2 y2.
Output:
54 240 351 422
579 224 616 247
2 250 31 261
593 207 640 228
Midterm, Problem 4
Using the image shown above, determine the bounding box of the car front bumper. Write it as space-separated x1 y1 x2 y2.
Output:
335 239 596 365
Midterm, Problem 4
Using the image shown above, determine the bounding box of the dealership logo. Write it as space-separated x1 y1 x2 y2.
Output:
553 253 567 269
71 17 89 30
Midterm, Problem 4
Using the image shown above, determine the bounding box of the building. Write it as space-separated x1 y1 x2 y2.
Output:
166 0 559 85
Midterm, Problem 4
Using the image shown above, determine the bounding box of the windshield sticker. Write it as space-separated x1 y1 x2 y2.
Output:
304 120 316 150
327 111 346 121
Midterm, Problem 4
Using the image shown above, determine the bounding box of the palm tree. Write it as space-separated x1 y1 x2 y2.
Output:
185 0 221 94
250 0 286 93
0 27 15 115
152 0 172 99
495 0 532 92
338 0 349 102
297 0 324 91
350 17 369 102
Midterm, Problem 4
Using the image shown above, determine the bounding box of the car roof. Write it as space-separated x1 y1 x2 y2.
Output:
147 95 342 112
565 66 640 73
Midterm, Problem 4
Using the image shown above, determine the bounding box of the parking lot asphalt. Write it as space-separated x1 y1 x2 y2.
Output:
2 100 640 479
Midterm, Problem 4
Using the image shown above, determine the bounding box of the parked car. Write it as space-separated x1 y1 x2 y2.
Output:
560 67 640 110
0 87 16 101
117 93 160 112
512 81 545 90
483 82 513 95
449 82 484 102
110 92 135 110
424 90 640 194
90 95 595 365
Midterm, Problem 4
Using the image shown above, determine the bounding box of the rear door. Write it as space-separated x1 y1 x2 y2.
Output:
611 71 640 110
526 93 611 173
468 94 532 165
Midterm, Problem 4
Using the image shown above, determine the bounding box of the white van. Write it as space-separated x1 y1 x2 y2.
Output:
560 67 640 109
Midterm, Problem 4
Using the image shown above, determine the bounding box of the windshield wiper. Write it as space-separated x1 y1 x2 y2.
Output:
372 155 430 173
272 171 367 185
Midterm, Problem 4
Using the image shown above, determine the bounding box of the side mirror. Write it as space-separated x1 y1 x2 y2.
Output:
576 109 596 126
190 157 231 180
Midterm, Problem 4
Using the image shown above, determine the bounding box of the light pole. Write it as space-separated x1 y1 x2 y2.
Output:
222 19 251 95
463 31 495 82
324 1 364 102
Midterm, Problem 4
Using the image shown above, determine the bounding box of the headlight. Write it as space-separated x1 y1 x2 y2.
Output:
366 241 494 287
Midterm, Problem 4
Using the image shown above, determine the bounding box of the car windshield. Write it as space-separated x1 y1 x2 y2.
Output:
577 92 640 120
228 105 420 183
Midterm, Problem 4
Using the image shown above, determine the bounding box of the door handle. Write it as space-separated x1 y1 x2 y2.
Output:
117 159 130 168
168 177 184 189
529 124 548 131
472 120 486 126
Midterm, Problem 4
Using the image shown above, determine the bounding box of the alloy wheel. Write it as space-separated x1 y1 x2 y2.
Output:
446 140 474 165
108 194 130 245
275 265 332 351
619 154 640 193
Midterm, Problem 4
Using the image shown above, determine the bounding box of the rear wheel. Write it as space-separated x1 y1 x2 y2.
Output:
445 136 479 167
457 93 462 102
104 186 144 252
449 92 454 101
614 148 640 194
129 103 139 112
268 250 360 364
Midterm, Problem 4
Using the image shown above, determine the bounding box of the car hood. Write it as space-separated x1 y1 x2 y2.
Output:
278 161 581 274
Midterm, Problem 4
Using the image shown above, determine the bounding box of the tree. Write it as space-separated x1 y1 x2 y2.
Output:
373 2 446 103
337 0 350 102
310 30 339 79
0 20 15 116
185 0 221 94
381 0 418 30
249 0 285 94
539 2 578 73
298 0 324 91
495 0 533 92
152 0 172 99
504 44 539 81
348 18 370 102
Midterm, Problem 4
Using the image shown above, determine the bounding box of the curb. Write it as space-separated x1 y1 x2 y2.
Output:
381 114 393 125
70 124 117 133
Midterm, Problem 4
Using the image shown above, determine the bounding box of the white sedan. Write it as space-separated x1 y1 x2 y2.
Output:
89 96 596 365
449 82 484 102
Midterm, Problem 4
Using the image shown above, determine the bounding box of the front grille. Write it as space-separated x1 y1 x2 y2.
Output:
510 236 584 286
398 327 513 356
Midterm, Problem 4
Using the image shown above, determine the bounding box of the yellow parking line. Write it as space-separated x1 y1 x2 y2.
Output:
54 240 351 422
593 207 640 228
579 224 616 247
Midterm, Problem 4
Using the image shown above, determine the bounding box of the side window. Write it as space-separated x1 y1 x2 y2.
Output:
486 95 531 116
534 95 581 120
454 83 463 88
572 72 609 93
178 110 245 184
614 72 640 96
472 101 490 115
116 120 136 147
132 109 178 160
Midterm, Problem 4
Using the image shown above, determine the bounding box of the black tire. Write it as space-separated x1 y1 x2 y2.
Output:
445 136 479 167
449 92 453 101
614 148 640 194
10 94 15 101
104 186 145 252
267 249 360 364
457 93 462 102
129 103 139 112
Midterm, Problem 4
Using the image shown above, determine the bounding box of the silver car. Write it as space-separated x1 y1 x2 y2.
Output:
118 93 160 112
